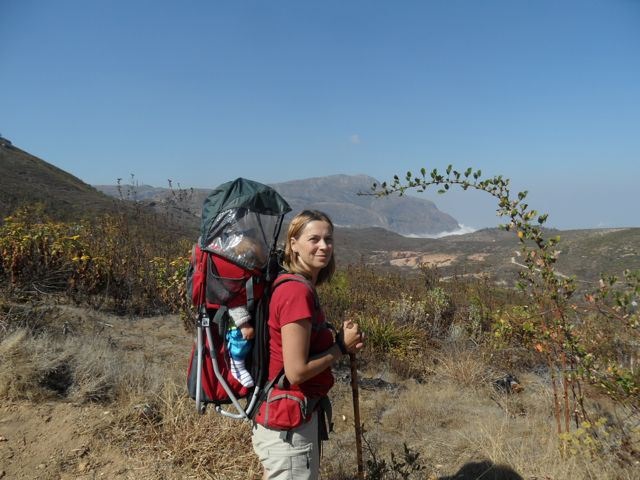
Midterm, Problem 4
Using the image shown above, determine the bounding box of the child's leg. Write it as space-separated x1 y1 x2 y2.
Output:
226 328 254 387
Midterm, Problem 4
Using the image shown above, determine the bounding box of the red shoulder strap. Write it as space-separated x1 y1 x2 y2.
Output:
273 273 319 310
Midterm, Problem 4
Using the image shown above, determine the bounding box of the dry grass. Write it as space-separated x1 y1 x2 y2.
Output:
0 328 120 402
432 341 494 387
321 344 638 480
111 381 263 480
1 305 637 479
101 333 263 479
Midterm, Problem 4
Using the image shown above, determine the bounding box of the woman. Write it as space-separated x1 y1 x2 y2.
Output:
252 210 364 480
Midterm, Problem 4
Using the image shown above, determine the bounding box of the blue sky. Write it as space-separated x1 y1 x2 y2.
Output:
2 1 639 231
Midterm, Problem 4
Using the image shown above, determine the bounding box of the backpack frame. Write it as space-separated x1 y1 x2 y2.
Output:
186 178 291 418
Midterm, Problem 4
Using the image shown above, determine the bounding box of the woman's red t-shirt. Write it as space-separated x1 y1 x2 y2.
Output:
268 276 335 398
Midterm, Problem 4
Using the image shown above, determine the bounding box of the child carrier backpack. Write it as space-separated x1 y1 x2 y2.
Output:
186 177 291 418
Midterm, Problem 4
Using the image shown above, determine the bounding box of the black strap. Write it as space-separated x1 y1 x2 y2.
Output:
251 274 318 416
211 305 228 337
252 274 332 424
245 276 255 312
317 396 333 441
335 333 348 355
249 367 285 421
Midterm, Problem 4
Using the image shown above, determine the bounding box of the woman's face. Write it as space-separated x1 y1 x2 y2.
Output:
290 220 333 281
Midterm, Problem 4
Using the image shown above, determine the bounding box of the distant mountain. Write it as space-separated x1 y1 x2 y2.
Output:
96 174 460 236
270 174 459 235
3 140 638 286
92 183 173 202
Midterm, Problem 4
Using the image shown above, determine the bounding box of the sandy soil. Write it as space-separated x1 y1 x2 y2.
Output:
0 401 140 480
389 251 457 267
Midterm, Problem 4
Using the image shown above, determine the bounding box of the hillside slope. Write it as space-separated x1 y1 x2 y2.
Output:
335 225 640 288
0 141 197 240
0 141 118 220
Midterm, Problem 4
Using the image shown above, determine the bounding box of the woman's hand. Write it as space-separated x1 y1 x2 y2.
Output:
341 320 365 354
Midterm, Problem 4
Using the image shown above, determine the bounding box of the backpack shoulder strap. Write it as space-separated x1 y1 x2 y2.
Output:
271 273 331 334
272 273 320 311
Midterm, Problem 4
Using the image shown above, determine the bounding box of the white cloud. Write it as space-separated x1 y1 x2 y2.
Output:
405 224 478 238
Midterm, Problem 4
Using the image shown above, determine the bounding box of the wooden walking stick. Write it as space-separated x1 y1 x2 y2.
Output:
349 352 365 480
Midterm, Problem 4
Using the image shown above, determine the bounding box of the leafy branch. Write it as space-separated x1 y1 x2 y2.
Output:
371 167 574 300
368 166 584 433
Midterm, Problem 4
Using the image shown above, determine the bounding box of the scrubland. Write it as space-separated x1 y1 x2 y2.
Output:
1 205 638 479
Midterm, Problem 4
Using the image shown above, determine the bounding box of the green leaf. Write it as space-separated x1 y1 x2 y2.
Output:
437 189 446 194
420 167 426 176
446 165 452 174
465 167 472 177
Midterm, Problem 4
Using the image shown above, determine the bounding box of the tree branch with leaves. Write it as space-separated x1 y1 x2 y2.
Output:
368 166 638 434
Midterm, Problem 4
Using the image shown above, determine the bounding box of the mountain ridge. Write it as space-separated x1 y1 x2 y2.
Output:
269 174 460 235
3 140 639 287
96 174 460 236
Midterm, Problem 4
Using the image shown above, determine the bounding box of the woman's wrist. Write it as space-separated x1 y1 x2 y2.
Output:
335 334 348 355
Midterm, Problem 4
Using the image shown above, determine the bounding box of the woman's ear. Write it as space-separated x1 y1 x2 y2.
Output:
290 237 298 255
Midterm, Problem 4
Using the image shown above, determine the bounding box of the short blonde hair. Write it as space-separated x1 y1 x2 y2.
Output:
283 210 335 285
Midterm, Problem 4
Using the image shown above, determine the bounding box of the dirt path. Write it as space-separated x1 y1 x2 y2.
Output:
0 401 143 480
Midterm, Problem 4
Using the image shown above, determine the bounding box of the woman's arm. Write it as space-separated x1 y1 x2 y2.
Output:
280 319 342 385
281 319 364 385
